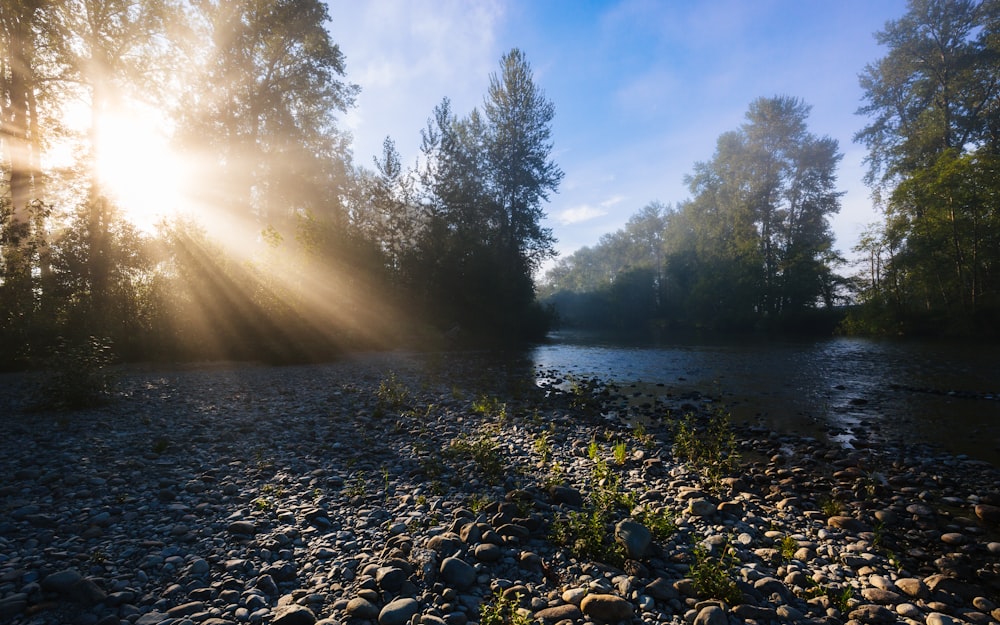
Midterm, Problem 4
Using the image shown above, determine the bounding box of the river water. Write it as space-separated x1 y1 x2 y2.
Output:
525 331 1000 466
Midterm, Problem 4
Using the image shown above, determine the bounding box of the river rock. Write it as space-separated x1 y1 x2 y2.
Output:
926 613 958 625
614 519 651 559
848 604 896 624
346 597 379 619
440 557 475 590
975 504 1000 524
693 605 728 625
273 604 317 625
896 578 929 599
380 598 419 625
828 516 868 532
535 604 583 622
580 593 633 622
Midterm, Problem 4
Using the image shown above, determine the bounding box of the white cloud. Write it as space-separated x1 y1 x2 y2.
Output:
556 204 609 225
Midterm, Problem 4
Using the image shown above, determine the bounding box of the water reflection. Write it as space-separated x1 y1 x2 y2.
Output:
529 332 1000 466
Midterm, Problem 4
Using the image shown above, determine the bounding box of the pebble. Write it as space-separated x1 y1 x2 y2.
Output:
0 355 997 625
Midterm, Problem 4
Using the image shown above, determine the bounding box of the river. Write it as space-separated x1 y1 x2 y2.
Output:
525 331 1000 466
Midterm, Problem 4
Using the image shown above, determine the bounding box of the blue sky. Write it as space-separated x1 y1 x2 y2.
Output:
324 0 909 274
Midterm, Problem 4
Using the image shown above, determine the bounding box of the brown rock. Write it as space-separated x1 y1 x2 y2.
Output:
580 594 633 622
975 504 1000 525
535 604 583 623
895 578 928 599
828 515 869 533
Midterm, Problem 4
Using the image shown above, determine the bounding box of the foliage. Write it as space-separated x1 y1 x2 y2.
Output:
672 409 740 487
376 372 410 412
690 541 742 604
542 96 847 336
480 590 532 625
633 505 677 541
549 506 624 565
33 336 116 410
612 439 628 465
448 432 505 485
852 0 1000 336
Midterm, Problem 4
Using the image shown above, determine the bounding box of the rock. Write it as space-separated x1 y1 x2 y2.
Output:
346 597 379 619
41 569 82 593
848 604 896 624
940 532 967 546
535 604 583 622
614 519 651 559
168 601 207 618
688 498 716 517
925 574 980 601
828 516 869 533
562 588 587 606
645 578 679 601
379 598 419 625
861 587 901 604
549 485 583 507
474 543 502 562
377 566 407 592
896 578 929 599
926 613 957 625
693 605 728 625
273 604 317 625
227 520 256 535
975 504 1000 525
440 557 476 590
580 594 633 622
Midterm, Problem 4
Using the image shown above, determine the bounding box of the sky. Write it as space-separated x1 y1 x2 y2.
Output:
324 0 910 275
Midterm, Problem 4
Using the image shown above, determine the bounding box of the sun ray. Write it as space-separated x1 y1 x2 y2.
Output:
93 100 186 232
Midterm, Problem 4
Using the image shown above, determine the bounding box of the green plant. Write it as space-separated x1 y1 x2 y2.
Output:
550 506 623 565
480 590 532 625
34 336 116 410
344 472 368 499
472 394 507 421
587 439 599 461
467 493 491 515
449 432 504 484
633 422 655 447
376 372 410 412
252 497 273 511
612 439 628 465
672 408 740 487
151 437 170 455
633 505 677 541
780 534 798 561
819 496 842 517
829 586 854 613
533 434 552 464
690 541 741 604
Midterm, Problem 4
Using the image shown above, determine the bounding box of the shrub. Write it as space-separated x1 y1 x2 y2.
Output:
33 336 116 410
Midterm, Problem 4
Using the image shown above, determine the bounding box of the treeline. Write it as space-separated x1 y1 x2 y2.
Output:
0 1 560 368
544 0 1000 339
542 97 846 336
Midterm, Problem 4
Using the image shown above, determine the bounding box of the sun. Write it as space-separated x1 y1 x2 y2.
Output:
93 102 186 233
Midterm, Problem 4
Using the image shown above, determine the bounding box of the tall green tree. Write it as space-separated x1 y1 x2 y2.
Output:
179 0 357 231
685 96 843 321
855 0 1000 332
414 50 562 340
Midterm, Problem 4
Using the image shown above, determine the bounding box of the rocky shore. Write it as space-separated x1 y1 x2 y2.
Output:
1 352 998 625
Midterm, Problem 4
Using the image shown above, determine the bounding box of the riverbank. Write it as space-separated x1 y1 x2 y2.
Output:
1 353 998 625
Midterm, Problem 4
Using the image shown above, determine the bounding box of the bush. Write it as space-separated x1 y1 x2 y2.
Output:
33 336 116 410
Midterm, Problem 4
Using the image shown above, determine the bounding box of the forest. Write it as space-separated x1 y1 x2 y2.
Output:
0 1 561 368
541 0 1000 339
2 1 1000 372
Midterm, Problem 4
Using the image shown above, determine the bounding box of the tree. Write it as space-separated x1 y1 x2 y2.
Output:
179 0 357 232
413 50 562 340
855 0 1000 333
685 96 843 322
